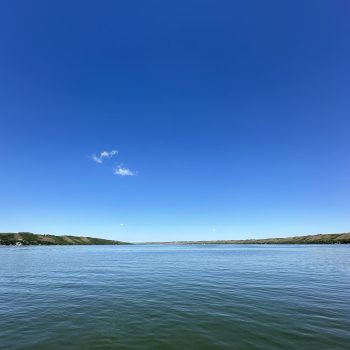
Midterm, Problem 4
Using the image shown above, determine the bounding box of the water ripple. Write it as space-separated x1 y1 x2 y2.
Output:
1 245 349 349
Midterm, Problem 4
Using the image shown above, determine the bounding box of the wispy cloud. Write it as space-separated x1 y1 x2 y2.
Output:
92 150 118 163
91 150 137 177
113 166 137 177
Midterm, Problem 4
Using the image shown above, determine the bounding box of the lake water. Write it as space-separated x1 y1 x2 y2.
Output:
1 245 349 349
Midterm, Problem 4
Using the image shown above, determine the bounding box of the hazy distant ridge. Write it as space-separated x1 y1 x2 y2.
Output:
0 232 128 245
155 233 350 245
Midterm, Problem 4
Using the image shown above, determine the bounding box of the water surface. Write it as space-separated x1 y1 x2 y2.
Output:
1 245 349 349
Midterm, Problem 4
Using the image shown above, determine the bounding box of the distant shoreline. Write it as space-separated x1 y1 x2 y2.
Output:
144 232 350 245
1 232 349 246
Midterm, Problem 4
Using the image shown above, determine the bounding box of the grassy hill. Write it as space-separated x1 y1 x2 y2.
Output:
0 232 129 245
158 232 350 245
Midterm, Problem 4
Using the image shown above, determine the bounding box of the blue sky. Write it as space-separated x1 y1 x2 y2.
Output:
0 1 349 242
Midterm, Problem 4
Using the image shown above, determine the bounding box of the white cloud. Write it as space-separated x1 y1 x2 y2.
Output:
92 150 118 163
113 166 137 177
91 150 137 177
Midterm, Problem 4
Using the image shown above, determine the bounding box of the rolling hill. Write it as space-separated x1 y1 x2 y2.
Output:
0 232 128 245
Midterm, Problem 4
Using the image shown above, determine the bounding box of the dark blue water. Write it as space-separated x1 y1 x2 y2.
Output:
1 245 349 349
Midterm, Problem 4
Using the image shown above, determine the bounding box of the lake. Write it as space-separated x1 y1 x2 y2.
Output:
1 245 349 349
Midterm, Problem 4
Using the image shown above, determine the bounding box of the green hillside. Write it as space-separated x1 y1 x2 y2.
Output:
0 232 129 245
158 232 350 245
